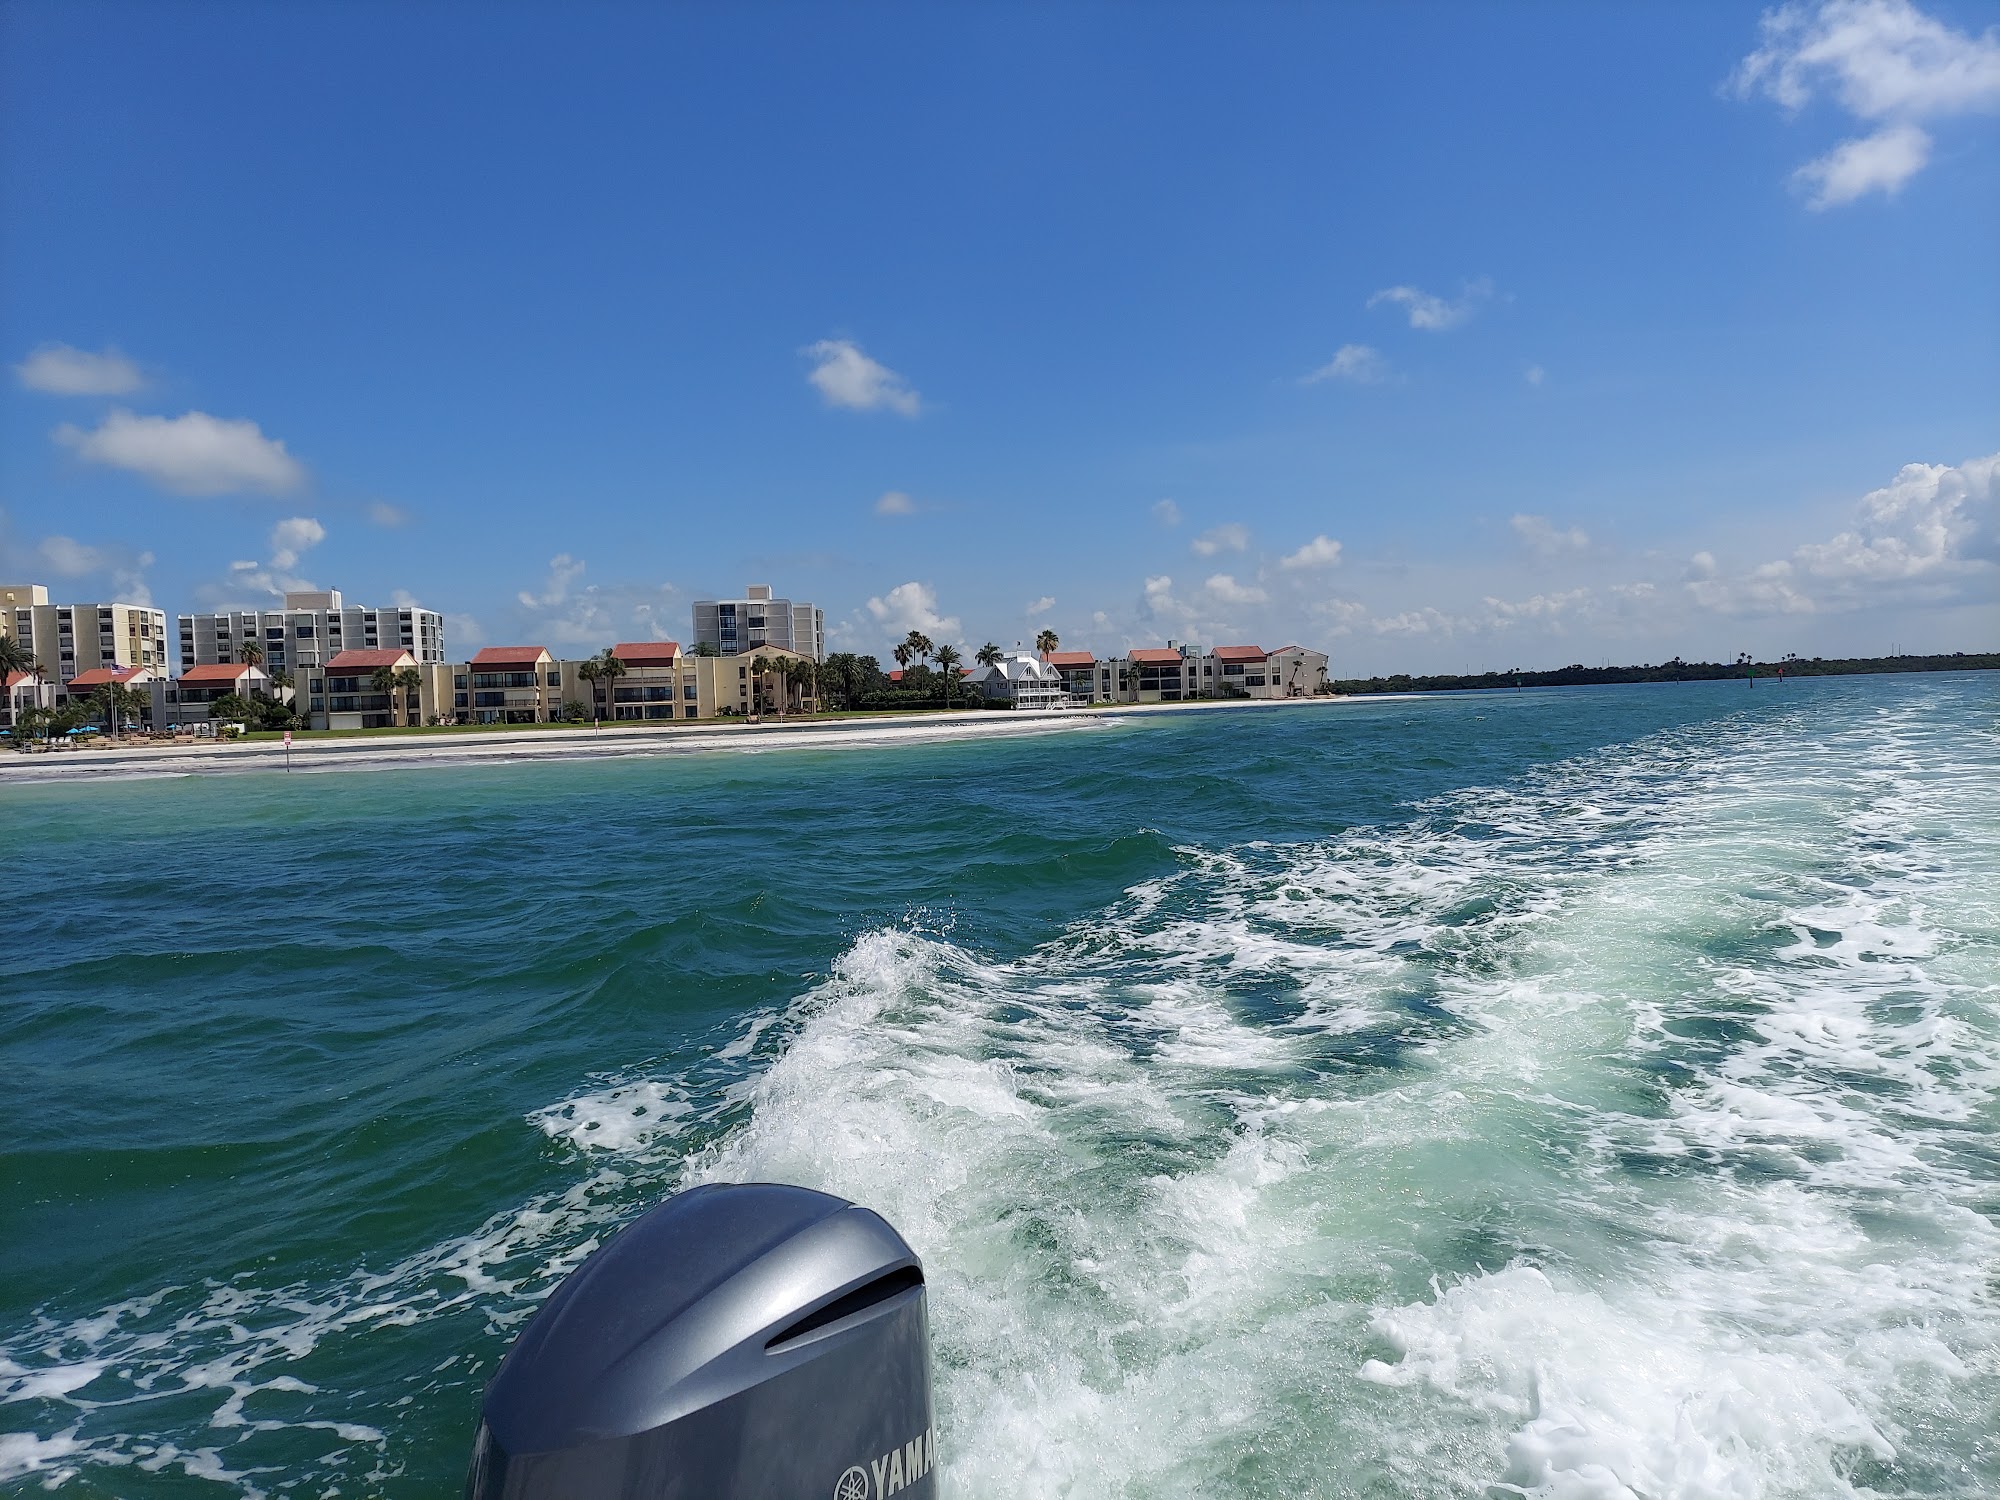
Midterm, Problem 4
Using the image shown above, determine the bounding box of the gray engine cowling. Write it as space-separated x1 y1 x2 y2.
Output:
466 1182 937 1500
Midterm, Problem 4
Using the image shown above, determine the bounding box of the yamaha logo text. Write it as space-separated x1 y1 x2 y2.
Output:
834 1427 937 1500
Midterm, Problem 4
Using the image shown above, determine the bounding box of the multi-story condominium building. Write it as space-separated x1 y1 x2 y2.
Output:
1038 643 1331 703
692 584 823 661
318 647 419 730
177 589 444 681
461 646 561 724
151 662 273 730
1 582 171 700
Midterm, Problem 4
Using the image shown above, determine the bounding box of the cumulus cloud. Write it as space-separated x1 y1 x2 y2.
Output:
1280 535 1344 571
16 343 144 396
518 554 586 610
864 580 960 642
1026 595 1055 616
875 490 918 516
1302 344 1389 385
269 516 326 571
36 535 107 577
1733 0 2000 207
1794 119 1932 205
1152 498 1182 528
447 613 485 652
212 516 328 602
366 501 411 528
1366 278 1493 332
1511 514 1591 555
54 409 306 496
1204 573 1268 605
507 554 680 647
1689 450 1996 613
804 339 922 416
1191 523 1249 557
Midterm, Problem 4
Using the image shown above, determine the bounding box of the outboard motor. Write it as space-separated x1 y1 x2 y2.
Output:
467 1183 936 1500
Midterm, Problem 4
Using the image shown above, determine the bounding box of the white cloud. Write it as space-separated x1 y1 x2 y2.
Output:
1026 595 1055 616
269 516 325 571
1302 344 1389 385
54 408 306 496
1279 535 1344 571
1525 364 1546 387
1204 573 1268 606
446 613 485 651
1152 498 1182 528
1191 523 1249 557
875 490 917 516
864 580 960 642
507 555 680 648
1689 450 1996 613
16 343 144 396
804 339 921 416
1734 0 2000 206
210 517 325 603
518 553 585 609
1794 120 1932 205
1511 513 1591 555
1366 278 1493 332
36 535 106 577
366 500 411 528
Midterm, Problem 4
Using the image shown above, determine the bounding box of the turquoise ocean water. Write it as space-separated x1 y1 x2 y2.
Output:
3 675 1996 1498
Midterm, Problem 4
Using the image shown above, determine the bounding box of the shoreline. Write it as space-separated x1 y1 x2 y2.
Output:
0 695 1350 784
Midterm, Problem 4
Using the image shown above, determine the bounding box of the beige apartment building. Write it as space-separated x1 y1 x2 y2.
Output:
151 662 274 730
2 583 171 702
1039 642 1332 703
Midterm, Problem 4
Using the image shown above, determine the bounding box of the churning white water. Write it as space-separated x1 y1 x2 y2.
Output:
640 696 1998 1498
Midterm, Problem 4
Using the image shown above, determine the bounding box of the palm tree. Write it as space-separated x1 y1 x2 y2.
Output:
0 634 33 682
1034 629 1059 658
578 649 626 725
933 644 962 708
0 636 34 732
238 639 265 670
749 654 774 716
269 668 294 706
900 631 932 675
976 642 1003 667
369 664 398 724
393 666 423 726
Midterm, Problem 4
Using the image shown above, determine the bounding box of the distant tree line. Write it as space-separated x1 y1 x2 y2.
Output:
1332 651 2000 697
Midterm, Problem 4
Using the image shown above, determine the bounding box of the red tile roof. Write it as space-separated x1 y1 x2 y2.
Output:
178 663 260 684
326 648 416 670
67 665 150 687
1212 645 1268 663
1127 648 1183 665
4 670 38 688
611 641 680 665
1044 651 1096 667
469 646 552 667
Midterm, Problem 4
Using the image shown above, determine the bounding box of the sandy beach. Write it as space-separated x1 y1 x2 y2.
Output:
0 696 1350 784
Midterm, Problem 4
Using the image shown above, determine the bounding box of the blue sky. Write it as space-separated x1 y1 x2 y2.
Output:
3 0 1995 674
